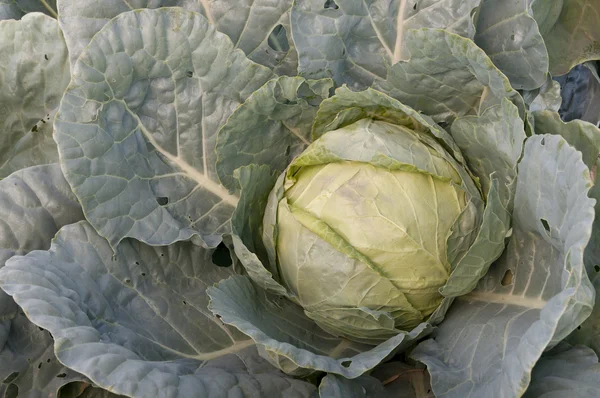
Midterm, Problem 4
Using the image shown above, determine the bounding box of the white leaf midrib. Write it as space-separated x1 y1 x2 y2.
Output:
131 109 239 207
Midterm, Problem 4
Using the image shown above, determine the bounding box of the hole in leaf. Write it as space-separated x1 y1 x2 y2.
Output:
413 2 417 10
510 34 515 40
186 71 193 78
267 24 290 52
285 146 291 156
341 360 352 368
44 54 48 60
5 384 18 398
578 325 582 330
135 261 139 265
182 300 187 305
540 219 550 232
56 373 67 379
3 372 19 384
324 0 339 9
156 197 169 206
595 265 600 272
46 359 51 363
141 272 146 277
540 137 546 145
31 125 38 133
124 279 131 284
212 242 232 267
37 363 42 369
341 48 346 56
501 269 514 286
38 327 44 331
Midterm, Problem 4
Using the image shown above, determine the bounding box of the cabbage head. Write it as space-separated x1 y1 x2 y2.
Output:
273 118 477 338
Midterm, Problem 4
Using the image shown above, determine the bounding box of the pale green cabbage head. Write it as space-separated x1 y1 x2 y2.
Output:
267 118 482 342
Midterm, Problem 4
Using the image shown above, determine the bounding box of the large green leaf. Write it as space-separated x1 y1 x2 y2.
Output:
440 99 525 297
0 0 21 19
0 164 86 397
532 0 600 76
524 343 600 397
567 162 600 356
208 275 431 378
474 0 548 90
531 110 600 170
216 76 332 193
229 165 289 296
0 221 316 398
0 0 57 19
371 362 433 398
0 13 69 177
318 374 386 398
57 0 297 75
374 28 525 123
528 113 600 360
54 8 275 248
412 134 595 397
0 324 87 398
291 0 480 90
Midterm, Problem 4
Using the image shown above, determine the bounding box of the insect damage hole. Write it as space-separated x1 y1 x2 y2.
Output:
156 197 169 206
594 265 600 272
324 0 339 9
212 242 232 267
501 269 514 286
267 24 290 52
540 219 550 232
341 360 352 368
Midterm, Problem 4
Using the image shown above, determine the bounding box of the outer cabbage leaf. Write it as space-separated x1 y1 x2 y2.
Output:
533 117 600 358
374 28 526 123
555 62 600 126
532 0 600 76
412 134 595 397
318 374 386 398
228 165 288 296
0 221 316 398
291 0 481 90
0 13 69 178
0 0 21 19
59 383 125 398
474 0 548 90
0 164 86 396
568 163 600 356
441 99 525 296
371 362 433 398
216 76 332 193
57 0 297 75
0 0 56 19
54 8 274 248
531 110 600 170
0 330 88 398
524 343 600 397
208 275 431 378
